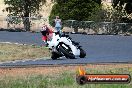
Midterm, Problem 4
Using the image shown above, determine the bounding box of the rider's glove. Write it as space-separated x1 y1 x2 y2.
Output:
45 42 48 47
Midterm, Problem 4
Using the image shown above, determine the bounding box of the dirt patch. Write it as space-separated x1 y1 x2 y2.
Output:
0 64 132 78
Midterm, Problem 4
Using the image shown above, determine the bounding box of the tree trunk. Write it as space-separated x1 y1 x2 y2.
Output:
23 17 30 31
23 1 30 31
74 27 78 33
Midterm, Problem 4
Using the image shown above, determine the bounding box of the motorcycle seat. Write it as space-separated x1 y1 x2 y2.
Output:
72 41 79 45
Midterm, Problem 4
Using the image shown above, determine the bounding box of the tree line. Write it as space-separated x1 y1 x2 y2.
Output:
4 0 132 31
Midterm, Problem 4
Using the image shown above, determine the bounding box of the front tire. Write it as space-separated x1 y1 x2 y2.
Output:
59 45 75 59
51 52 58 60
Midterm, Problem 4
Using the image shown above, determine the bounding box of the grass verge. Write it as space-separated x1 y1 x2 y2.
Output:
0 64 132 88
0 43 50 62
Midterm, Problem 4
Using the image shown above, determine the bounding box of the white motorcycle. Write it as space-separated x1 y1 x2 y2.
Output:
47 33 86 60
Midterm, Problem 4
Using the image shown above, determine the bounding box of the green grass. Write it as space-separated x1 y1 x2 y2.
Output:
0 67 132 88
0 43 51 62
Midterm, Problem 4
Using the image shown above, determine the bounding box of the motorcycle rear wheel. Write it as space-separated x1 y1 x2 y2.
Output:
79 48 86 58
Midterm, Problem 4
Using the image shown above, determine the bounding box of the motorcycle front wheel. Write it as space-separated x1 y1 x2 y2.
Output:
51 51 62 60
59 45 75 59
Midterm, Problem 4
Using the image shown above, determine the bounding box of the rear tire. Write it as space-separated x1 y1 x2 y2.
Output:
59 46 75 59
79 48 86 58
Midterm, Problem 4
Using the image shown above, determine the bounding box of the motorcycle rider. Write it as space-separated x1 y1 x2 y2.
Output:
41 23 54 46
40 23 86 59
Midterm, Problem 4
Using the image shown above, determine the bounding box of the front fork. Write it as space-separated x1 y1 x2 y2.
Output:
50 45 63 56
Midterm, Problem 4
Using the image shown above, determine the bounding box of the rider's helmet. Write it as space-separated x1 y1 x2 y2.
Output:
41 24 49 36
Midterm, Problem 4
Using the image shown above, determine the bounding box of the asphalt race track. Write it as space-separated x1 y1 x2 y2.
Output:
0 31 132 67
